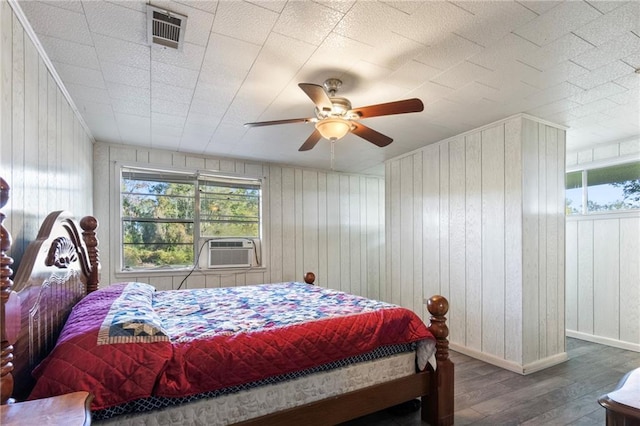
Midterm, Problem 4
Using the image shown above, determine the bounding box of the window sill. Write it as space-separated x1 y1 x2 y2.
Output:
115 265 267 278
566 210 640 220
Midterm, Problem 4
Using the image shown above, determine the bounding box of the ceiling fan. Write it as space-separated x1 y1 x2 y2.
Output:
244 78 424 151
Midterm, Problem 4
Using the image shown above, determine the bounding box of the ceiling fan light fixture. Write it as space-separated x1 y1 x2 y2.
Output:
315 117 351 141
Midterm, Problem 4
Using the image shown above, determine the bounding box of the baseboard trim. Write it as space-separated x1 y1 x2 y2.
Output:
450 343 568 375
566 330 640 353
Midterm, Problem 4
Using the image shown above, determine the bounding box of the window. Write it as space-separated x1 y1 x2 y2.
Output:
120 166 262 271
565 171 583 215
566 161 640 215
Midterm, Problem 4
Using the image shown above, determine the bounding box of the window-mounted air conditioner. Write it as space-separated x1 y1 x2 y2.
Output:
207 239 254 269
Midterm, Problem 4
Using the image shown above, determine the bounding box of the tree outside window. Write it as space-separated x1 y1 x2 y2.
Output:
121 167 261 270
566 161 640 215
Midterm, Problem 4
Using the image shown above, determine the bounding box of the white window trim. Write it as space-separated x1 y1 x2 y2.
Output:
113 161 266 276
565 158 640 217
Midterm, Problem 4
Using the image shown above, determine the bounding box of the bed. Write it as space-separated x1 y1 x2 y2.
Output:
0 189 454 425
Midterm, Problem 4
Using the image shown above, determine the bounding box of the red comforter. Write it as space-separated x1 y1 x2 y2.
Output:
29 282 433 410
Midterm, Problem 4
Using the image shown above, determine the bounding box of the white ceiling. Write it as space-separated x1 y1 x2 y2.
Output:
17 0 640 175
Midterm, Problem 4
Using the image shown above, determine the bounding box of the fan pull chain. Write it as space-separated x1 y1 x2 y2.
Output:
330 140 336 171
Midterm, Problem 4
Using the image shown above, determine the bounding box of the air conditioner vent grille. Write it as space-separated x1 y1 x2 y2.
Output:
207 239 254 268
147 6 187 50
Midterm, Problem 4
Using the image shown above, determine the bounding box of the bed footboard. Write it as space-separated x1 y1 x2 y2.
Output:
423 295 454 426
238 294 454 426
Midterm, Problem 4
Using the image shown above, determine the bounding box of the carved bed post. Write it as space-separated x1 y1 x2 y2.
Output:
303 271 316 285
0 177 14 404
423 295 454 426
79 216 99 293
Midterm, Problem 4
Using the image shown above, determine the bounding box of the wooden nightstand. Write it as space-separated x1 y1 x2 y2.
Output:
0 391 93 426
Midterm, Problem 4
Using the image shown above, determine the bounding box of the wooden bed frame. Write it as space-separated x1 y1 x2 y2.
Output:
0 177 454 425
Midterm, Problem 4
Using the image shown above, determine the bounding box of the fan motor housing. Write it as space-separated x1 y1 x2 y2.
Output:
316 97 352 119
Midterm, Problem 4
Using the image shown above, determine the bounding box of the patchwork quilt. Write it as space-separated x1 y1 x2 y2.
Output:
29 281 434 411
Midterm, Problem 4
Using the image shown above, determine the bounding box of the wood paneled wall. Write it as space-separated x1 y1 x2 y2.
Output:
0 2 93 269
565 138 640 352
386 115 567 373
94 142 385 298
566 216 640 351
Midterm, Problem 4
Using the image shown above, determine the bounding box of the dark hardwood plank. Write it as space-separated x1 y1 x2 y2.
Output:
346 338 639 426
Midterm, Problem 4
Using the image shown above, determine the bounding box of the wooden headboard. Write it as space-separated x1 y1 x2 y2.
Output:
0 178 100 403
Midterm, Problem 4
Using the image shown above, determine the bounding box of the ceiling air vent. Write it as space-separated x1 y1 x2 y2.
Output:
147 5 187 50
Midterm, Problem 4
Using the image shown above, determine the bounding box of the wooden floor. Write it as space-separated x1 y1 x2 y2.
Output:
343 338 640 425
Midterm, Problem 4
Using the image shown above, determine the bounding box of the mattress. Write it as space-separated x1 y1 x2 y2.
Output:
96 351 417 425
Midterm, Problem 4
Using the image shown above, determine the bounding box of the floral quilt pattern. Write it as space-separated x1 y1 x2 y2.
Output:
154 282 395 342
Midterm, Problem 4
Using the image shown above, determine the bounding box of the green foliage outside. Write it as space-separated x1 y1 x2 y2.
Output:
121 177 260 270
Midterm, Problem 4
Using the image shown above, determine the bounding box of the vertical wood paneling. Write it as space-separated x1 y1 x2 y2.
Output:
245 271 266 285
577 221 594 334
302 170 319 279
55 90 63 204
205 274 221 288
439 145 450 301
521 119 540 364
2 3 93 271
339 174 351 294
400 156 413 309
269 165 283 283
593 219 619 339
220 159 235 172
423 145 440 312
37 58 47 219
365 176 380 299
294 169 304 281
556 130 566 354
1 2 12 188
23 37 37 242
172 153 186 168
565 221 578 331
12 13 25 258
281 168 295 281
318 172 328 288
326 173 341 290
412 153 423 318
465 133 482 352
94 143 110 280
449 137 466 345
389 161 401 304
504 119 523 363
545 127 559 357
46 72 56 207
359 177 366 296
481 124 505 358
386 115 567 370
619 217 640 344
149 150 172 165
537 124 548 358
185 156 205 169
349 175 361 296
378 178 386 301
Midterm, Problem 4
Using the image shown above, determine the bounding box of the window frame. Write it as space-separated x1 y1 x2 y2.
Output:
116 162 264 274
566 157 640 217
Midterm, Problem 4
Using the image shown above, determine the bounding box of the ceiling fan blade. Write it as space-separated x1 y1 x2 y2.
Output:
244 118 312 127
350 123 393 147
298 83 333 113
299 129 322 151
350 98 424 119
